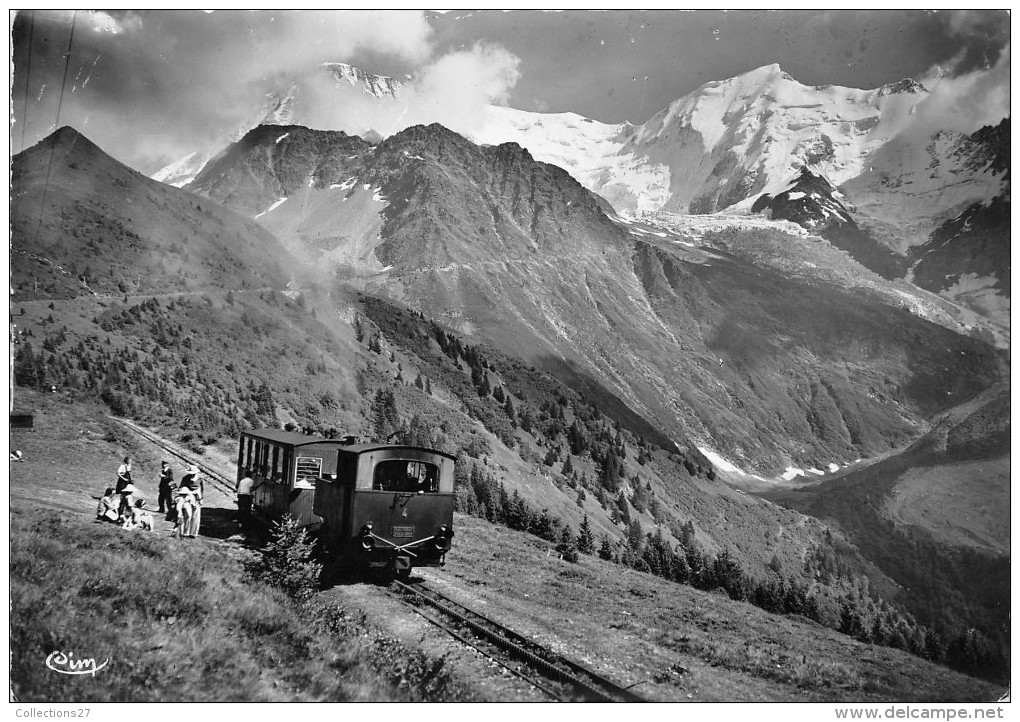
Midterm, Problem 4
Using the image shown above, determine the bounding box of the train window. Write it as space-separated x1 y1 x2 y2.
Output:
295 456 321 488
372 460 439 493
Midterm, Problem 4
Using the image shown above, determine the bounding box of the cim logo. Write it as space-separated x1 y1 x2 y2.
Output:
45 651 110 677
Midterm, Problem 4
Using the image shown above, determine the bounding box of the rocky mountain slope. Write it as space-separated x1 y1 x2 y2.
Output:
153 62 1008 333
152 63 401 188
11 127 297 300
185 123 1007 479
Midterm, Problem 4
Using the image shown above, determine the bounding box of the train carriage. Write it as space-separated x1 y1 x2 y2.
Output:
237 429 348 528
237 429 455 581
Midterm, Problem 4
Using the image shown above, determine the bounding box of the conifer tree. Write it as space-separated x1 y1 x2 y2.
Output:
626 518 644 554
578 514 595 554
598 535 615 561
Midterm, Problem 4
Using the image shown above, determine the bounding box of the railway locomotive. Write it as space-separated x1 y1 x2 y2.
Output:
237 428 456 581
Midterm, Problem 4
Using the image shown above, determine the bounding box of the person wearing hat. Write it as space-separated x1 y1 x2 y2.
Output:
174 485 198 539
118 481 137 524
179 466 202 538
180 465 203 497
157 461 175 518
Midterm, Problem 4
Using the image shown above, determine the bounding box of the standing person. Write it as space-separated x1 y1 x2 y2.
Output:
157 461 175 518
236 473 254 523
180 466 202 538
115 456 133 493
173 487 196 539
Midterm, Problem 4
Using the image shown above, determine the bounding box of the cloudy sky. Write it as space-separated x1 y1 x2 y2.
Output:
9 9 1010 173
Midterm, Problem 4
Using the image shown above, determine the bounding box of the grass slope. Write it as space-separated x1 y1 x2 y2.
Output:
8 392 469 703
421 516 1002 702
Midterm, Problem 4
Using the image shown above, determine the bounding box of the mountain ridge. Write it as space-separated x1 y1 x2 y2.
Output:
178 122 1007 479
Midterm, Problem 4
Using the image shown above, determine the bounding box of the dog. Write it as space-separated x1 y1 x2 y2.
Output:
133 499 155 532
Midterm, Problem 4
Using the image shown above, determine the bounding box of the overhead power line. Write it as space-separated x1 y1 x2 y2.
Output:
31 10 77 251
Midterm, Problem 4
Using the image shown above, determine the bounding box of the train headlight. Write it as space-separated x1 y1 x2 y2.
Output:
360 522 375 551
434 524 454 551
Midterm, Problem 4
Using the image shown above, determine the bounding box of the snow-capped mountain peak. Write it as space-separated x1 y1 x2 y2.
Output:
877 77 927 96
323 62 404 99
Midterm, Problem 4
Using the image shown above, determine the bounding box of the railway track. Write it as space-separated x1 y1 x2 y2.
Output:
110 416 236 496
392 580 647 703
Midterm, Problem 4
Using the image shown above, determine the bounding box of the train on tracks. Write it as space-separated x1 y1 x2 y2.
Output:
237 428 456 582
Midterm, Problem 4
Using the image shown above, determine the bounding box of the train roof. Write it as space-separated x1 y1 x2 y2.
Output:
339 443 457 461
240 429 456 460
241 428 337 447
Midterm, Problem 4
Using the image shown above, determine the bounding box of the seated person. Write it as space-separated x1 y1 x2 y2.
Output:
96 487 119 522
118 483 137 523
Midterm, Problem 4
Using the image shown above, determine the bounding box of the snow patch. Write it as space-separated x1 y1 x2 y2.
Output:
275 132 289 144
255 197 288 218
331 177 357 191
828 463 840 473
781 467 806 481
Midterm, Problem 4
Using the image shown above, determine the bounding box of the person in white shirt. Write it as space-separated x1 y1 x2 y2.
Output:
115 456 132 493
178 467 202 537
236 473 254 521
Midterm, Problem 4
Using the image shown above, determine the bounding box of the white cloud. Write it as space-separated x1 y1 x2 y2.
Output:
34 10 143 35
85 11 141 35
402 42 522 133
294 41 522 141
911 43 1010 137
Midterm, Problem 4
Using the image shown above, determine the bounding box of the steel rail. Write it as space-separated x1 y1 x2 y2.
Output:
407 604 565 701
392 580 646 703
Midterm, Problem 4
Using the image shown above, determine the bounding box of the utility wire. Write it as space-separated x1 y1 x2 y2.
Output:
31 9 76 250
20 10 35 153
51 10 76 137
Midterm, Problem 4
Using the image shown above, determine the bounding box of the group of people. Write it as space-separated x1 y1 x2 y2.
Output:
95 456 204 538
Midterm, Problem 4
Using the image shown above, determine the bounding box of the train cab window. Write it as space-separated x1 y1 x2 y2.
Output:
372 460 439 493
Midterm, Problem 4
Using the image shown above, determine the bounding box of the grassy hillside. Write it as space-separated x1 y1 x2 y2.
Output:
8 392 468 703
